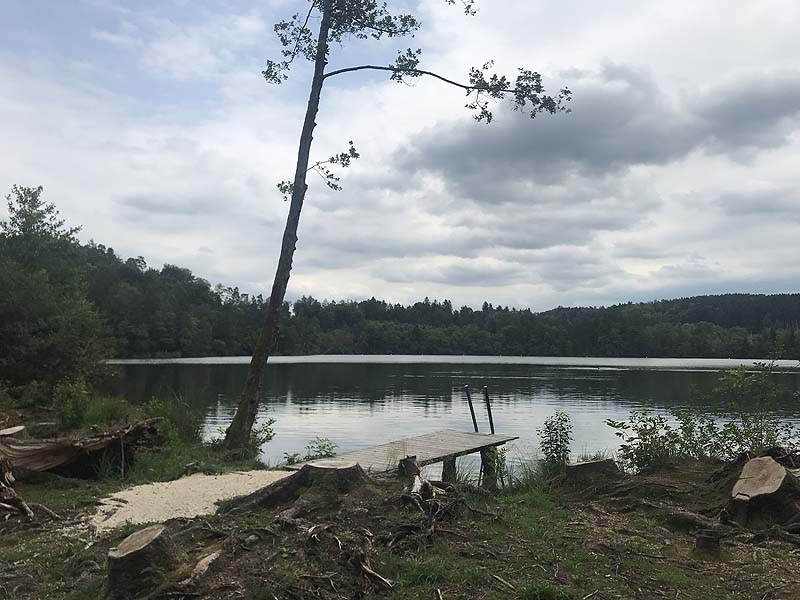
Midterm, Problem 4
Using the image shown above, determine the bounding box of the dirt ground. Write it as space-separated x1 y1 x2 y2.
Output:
3 460 800 599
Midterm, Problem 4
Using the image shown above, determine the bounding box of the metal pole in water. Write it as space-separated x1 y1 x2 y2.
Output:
464 385 479 433
483 386 495 434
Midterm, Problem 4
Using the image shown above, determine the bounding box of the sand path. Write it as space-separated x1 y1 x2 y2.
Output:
91 470 289 534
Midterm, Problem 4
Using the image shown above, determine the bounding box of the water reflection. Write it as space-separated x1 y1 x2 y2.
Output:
105 361 800 467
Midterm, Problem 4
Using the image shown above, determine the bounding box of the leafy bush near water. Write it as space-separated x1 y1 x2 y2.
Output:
537 410 573 475
607 361 800 471
46 383 273 482
283 437 338 465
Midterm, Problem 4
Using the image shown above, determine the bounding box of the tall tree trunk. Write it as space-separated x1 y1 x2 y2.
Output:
223 1 333 450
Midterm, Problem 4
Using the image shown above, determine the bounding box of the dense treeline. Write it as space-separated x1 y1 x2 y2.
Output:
2 186 799 394
83 244 800 359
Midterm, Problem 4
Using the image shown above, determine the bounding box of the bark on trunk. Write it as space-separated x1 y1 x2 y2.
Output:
106 524 178 599
220 462 369 515
728 456 800 526
565 458 621 481
223 0 334 450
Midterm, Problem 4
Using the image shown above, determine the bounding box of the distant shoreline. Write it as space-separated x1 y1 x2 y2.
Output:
106 354 800 371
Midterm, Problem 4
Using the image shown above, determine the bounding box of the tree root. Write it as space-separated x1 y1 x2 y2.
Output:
749 526 800 547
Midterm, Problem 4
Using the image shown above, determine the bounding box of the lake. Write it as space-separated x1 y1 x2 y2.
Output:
105 355 800 470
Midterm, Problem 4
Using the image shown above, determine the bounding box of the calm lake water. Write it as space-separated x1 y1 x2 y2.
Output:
105 356 800 469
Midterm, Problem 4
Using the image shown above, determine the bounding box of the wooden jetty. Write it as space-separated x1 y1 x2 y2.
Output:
287 429 517 478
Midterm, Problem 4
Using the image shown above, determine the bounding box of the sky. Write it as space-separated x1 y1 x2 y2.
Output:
1 0 799 311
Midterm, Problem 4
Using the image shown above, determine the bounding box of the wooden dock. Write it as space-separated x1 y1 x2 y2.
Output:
287 429 518 474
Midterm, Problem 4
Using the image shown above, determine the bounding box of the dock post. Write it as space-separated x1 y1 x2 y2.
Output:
464 385 479 433
480 448 498 491
483 386 495 434
442 456 457 483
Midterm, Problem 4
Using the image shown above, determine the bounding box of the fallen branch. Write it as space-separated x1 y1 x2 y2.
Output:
29 502 63 521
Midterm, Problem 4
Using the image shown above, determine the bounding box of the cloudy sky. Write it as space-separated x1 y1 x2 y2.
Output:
2 1 799 310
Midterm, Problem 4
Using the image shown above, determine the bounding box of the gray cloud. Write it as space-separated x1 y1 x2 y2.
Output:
396 66 800 199
377 258 526 286
119 194 220 216
717 189 799 219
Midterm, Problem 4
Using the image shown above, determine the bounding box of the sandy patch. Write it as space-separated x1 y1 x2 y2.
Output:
91 470 289 534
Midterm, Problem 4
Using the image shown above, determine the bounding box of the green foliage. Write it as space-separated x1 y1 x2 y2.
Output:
142 395 204 444
607 361 800 471
283 436 337 465
538 411 573 474
6 204 799 361
606 411 682 472
51 379 144 432
0 186 109 393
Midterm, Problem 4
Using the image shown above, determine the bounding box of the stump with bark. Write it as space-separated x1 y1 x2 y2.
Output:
107 524 178 599
565 458 621 481
220 462 370 515
728 456 800 526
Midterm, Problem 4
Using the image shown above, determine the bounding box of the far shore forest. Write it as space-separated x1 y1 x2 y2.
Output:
4 186 800 371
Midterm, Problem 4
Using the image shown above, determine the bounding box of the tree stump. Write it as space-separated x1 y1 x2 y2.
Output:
107 524 177 599
0 425 29 440
220 462 370 515
565 458 621 481
728 456 800 526
694 529 722 554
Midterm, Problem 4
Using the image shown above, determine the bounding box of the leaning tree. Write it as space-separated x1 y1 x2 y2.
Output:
223 0 572 449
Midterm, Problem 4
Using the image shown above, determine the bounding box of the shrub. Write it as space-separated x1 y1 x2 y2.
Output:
284 436 337 465
607 361 800 471
606 411 682 472
142 395 204 444
537 411 573 475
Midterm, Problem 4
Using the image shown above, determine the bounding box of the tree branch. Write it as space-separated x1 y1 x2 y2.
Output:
323 65 495 92
286 3 317 65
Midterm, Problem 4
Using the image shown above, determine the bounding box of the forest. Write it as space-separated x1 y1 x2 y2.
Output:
87 248 800 361
2 185 799 393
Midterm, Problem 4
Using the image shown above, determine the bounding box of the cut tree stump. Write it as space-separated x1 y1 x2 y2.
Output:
0 425 29 440
565 459 621 481
728 456 800 526
220 462 370 515
107 524 177 600
694 529 722 554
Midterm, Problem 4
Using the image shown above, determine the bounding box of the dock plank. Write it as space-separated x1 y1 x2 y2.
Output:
288 429 518 474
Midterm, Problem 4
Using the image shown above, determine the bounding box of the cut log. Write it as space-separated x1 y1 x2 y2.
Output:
728 456 800 526
0 425 29 440
0 417 161 475
220 462 370 515
178 550 221 586
565 459 621 481
107 524 177 600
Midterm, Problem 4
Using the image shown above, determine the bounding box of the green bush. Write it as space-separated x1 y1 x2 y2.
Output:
53 379 137 432
607 361 799 471
537 411 573 475
284 436 337 465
